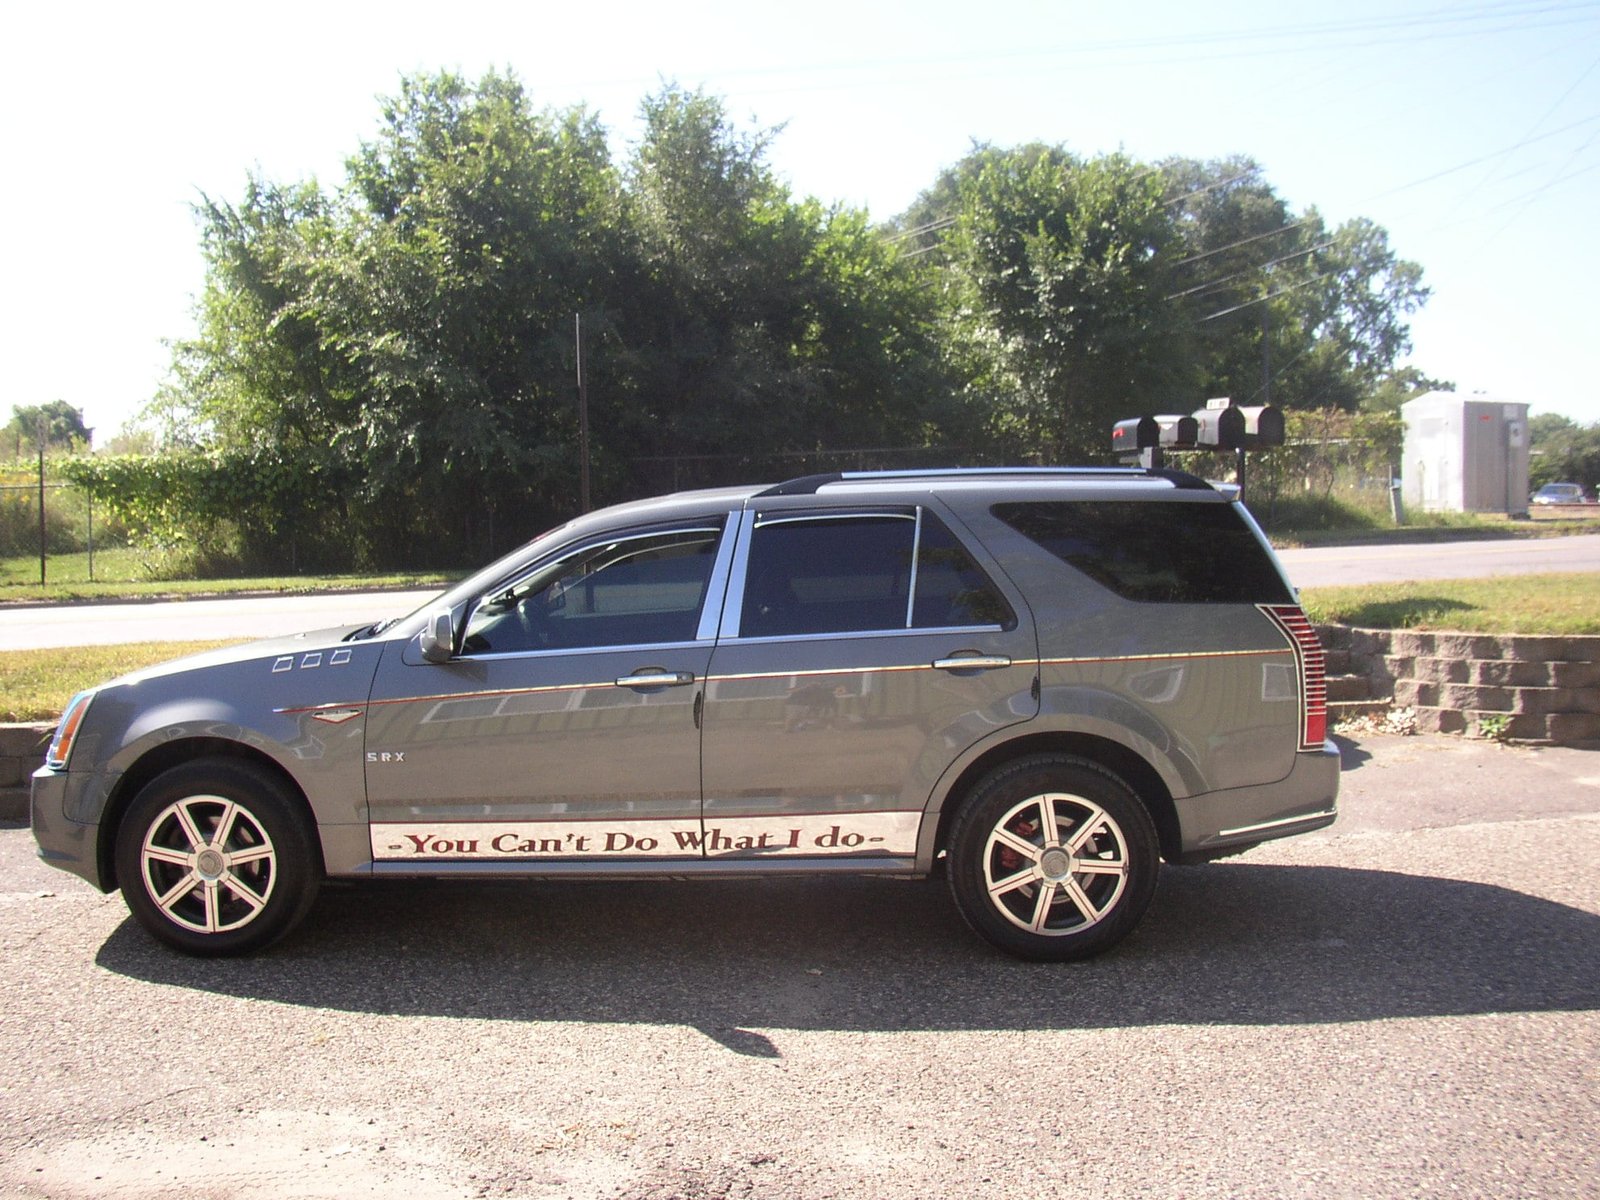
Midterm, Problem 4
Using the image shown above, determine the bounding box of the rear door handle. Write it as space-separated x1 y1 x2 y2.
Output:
615 671 696 689
933 655 1012 672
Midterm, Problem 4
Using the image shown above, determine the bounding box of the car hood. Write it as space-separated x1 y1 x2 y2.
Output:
103 625 376 690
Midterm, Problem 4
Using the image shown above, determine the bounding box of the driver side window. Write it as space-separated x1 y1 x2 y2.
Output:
462 526 721 655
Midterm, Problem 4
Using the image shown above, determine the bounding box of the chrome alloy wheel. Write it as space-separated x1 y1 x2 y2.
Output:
138 794 278 934
982 792 1130 936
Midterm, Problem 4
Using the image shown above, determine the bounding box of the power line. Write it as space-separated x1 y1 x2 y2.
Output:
1196 269 1346 323
1161 168 1260 208
1163 241 1337 302
1167 218 1319 269
574 2 1600 96
1360 111 1600 202
1447 49 1600 214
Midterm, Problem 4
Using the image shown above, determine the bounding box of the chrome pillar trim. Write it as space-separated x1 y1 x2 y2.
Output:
695 509 745 642
715 508 758 639
904 506 923 629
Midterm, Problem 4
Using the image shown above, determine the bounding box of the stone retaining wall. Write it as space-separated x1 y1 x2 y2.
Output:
1317 626 1600 744
0 723 52 821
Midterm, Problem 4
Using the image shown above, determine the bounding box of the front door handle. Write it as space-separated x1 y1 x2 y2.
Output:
615 670 696 689
933 654 1012 672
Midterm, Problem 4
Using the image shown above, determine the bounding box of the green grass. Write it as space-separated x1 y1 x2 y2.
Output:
0 553 454 603
1300 572 1600 635
0 641 242 723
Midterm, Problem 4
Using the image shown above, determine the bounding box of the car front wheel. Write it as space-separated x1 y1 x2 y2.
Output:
947 754 1158 961
113 759 321 956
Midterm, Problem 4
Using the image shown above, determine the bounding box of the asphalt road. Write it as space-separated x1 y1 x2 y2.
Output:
1279 532 1600 589
2 732 1596 1199
1 589 442 650
4 535 1600 649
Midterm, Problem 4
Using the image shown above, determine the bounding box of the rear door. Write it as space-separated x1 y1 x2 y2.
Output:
698 503 1037 862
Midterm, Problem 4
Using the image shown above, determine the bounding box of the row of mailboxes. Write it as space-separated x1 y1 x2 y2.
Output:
1111 403 1285 454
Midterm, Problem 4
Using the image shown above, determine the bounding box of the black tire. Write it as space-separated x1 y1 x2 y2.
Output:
113 759 322 956
946 754 1159 961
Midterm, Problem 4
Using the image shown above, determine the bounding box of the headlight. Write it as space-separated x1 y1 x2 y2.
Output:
45 691 95 770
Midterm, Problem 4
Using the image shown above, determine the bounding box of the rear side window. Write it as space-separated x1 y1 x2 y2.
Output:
993 500 1293 604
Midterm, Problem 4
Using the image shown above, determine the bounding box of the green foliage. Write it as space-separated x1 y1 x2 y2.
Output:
3 401 91 459
1528 413 1600 493
1475 713 1513 742
0 490 79 556
134 69 1431 573
934 146 1193 461
60 450 349 575
1362 367 1455 415
1157 160 1429 411
153 73 945 567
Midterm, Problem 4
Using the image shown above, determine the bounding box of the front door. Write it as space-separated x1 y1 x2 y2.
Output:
363 519 733 866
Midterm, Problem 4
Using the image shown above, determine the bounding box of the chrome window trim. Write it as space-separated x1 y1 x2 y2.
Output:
446 637 716 665
734 508 918 639
460 521 727 660
752 510 916 529
723 622 1008 647
729 505 1018 641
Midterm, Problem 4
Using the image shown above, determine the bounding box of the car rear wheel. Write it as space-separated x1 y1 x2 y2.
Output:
113 759 321 956
947 754 1158 961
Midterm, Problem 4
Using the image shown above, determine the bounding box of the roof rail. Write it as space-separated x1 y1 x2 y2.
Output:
753 466 1214 497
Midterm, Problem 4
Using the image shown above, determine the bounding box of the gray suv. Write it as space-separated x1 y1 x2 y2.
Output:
32 468 1338 961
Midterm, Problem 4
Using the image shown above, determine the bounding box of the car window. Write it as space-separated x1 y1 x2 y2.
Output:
911 511 1017 629
993 499 1294 605
462 526 721 654
739 509 1013 637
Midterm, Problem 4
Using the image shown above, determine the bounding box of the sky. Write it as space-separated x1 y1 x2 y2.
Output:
3 0 1597 444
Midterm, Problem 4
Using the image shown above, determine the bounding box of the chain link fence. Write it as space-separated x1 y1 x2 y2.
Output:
626 445 1008 496
0 481 132 587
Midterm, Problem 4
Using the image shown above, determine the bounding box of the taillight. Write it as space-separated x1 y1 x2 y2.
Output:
1260 605 1327 750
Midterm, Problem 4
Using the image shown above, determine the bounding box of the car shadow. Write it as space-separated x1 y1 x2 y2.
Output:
95 863 1600 1054
1332 733 1371 770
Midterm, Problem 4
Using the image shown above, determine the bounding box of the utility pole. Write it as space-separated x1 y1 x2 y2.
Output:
37 417 47 586
575 313 591 514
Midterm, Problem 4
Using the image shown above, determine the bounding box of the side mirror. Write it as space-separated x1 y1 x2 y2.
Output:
418 607 455 664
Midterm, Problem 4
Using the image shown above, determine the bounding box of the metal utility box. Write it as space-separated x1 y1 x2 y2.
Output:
1401 392 1530 516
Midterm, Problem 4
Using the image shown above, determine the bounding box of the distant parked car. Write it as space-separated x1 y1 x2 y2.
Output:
1531 482 1589 504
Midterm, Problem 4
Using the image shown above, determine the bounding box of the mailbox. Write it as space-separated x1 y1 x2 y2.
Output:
1111 416 1161 452
1191 405 1246 449
1237 405 1284 448
1155 414 1199 448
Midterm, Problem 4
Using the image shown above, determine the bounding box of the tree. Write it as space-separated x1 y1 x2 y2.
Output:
1529 413 1600 492
620 86 944 469
1160 158 1430 411
5 401 91 459
151 73 949 567
923 145 1196 461
1362 367 1455 415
